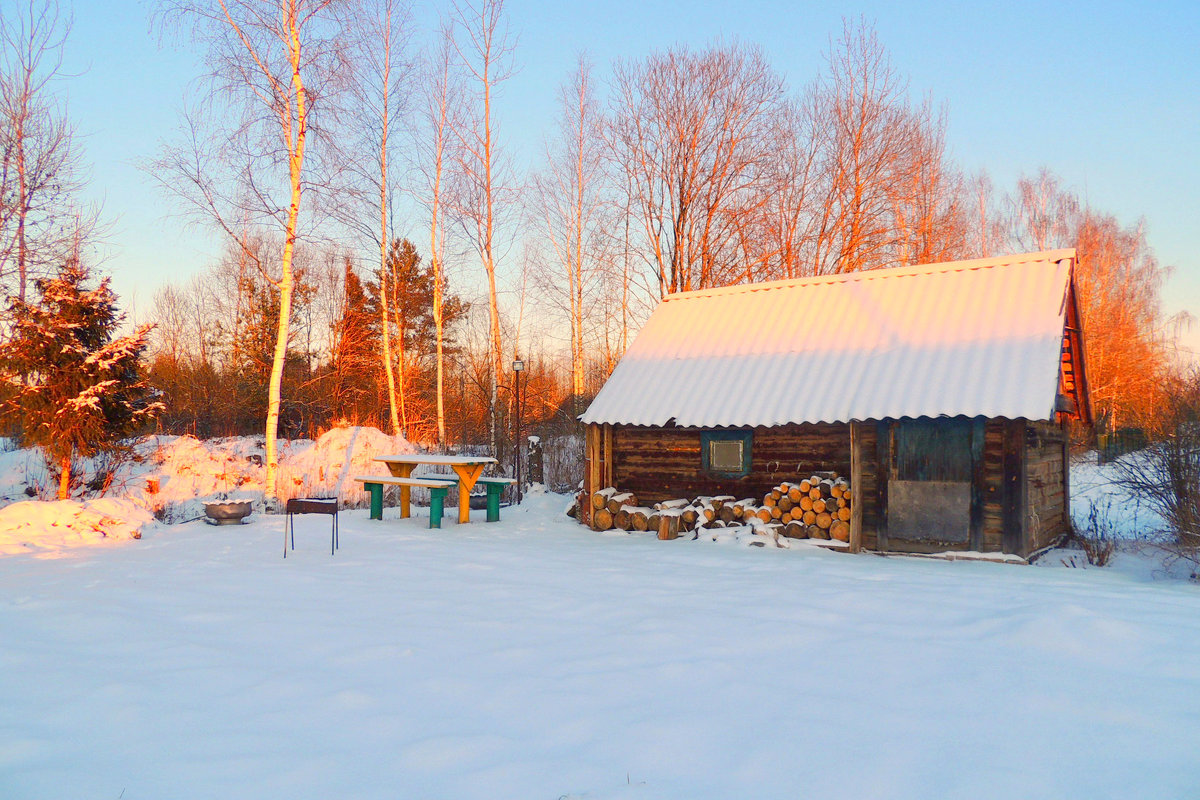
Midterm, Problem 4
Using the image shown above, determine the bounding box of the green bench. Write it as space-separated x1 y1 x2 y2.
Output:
474 476 517 522
352 475 458 528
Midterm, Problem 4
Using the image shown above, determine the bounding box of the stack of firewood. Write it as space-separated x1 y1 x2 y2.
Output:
755 476 852 542
584 474 853 543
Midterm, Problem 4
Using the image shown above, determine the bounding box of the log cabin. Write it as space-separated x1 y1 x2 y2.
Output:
579 250 1091 558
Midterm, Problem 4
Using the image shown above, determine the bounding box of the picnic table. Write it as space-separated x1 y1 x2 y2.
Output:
373 454 498 524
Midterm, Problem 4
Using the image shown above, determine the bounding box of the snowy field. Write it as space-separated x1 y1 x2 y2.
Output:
3 485 1200 799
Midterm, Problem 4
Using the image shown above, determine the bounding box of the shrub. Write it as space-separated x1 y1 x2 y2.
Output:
1109 369 1200 572
1073 501 1117 567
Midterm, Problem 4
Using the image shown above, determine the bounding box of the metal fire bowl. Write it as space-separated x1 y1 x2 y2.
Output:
204 501 253 525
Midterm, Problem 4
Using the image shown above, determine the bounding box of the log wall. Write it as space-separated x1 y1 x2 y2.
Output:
611 423 853 505
601 416 1066 558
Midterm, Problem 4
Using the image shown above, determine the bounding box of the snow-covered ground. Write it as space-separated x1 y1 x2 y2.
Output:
2 482 1200 798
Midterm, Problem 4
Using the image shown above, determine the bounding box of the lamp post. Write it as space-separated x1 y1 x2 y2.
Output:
512 358 524 504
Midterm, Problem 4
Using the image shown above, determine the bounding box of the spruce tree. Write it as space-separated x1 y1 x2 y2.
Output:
1 259 162 499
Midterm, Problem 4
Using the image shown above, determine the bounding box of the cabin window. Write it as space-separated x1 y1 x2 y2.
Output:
701 430 752 478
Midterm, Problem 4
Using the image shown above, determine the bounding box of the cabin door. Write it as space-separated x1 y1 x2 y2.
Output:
887 418 982 548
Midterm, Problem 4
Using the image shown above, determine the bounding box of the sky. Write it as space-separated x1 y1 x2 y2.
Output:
50 0 1200 357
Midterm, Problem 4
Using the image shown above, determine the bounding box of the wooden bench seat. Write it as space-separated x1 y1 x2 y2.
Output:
353 475 457 527
473 476 517 522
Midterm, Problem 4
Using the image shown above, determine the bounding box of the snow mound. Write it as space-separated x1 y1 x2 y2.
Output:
0 425 423 551
279 424 418 505
0 497 153 558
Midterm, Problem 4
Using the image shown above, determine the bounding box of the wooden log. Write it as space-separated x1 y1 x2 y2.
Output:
787 486 804 503
783 521 807 539
838 506 851 522
658 513 681 540
806 524 825 539
799 479 812 493
808 488 822 500
802 510 816 525
813 499 827 514
818 480 833 499
631 509 650 531
763 494 777 508
593 508 613 531
656 498 689 511
719 506 736 523
591 491 609 510
613 508 631 530
770 506 783 520
778 496 794 513
800 496 814 512
816 511 833 530
681 507 699 527
607 491 637 515
770 489 783 502
830 520 851 542
647 513 661 531
756 507 773 524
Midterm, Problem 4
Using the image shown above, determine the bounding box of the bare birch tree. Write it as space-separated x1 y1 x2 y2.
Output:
0 0 88 304
809 19 923 274
152 0 342 500
533 55 604 412
418 24 463 449
449 0 515 454
609 41 786 296
336 0 413 437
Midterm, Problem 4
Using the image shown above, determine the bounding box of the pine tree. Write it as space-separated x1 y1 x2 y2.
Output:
329 259 381 423
1 259 162 499
372 239 468 439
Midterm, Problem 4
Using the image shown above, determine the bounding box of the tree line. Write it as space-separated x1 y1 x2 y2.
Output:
0 0 1183 501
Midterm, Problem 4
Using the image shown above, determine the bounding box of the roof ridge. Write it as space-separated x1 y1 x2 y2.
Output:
664 249 1077 303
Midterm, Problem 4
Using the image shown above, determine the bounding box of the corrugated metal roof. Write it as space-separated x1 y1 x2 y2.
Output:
581 250 1077 427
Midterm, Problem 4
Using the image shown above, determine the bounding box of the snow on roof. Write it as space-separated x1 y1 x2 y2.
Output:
581 250 1077 427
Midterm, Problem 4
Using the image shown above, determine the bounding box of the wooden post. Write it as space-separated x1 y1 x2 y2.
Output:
1001 419 1026 554
582 424 600 527
969 416 986 551
451 462 486 524
383 462 416 518
849 421 864 553
601 424 614 489
1061 420 1072 535
875 420 890 552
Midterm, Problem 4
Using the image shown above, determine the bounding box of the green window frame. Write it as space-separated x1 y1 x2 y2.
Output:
701 429 753 478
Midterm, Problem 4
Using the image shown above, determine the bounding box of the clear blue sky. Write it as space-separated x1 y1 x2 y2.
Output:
58 0 1200 355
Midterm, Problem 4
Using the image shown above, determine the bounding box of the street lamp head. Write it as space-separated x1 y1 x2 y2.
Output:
512 358 524 372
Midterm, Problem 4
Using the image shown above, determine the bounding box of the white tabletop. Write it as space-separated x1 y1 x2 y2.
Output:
374 454 497 465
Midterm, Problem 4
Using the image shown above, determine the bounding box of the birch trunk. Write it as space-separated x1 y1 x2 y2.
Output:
57 447 70 500
263 3 309 501
376 5 401 437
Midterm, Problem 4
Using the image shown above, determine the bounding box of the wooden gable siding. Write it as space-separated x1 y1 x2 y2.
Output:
611 423 852 506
